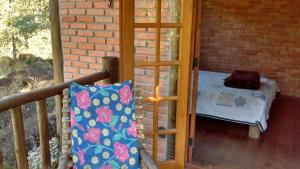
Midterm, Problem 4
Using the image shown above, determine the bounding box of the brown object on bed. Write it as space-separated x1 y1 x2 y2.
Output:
224 70 261 90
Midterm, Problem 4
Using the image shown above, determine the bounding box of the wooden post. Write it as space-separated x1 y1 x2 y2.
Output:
10 107 28 169
49 0 64 142
102 56 119 84
249 125 260 139
36 99 51 169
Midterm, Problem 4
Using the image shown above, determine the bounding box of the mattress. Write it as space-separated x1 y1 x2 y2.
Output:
195 71 279 132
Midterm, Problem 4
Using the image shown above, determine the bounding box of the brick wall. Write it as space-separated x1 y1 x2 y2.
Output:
200 0 300 97
60 0 178 161
60 0 119 81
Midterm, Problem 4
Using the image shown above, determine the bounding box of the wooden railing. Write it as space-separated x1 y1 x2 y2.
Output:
0 57 119 169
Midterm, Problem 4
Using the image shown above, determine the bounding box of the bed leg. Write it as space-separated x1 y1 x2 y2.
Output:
248 125 260 139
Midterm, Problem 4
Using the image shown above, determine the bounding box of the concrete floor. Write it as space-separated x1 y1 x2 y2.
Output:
186 95 300 169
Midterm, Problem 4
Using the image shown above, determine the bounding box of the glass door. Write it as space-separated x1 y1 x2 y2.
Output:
120 0 195 168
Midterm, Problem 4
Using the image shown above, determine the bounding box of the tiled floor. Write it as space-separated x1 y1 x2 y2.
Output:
186 95 300 169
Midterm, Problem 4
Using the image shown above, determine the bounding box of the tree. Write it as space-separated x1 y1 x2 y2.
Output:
0 0 49 59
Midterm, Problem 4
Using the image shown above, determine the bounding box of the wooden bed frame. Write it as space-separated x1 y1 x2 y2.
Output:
248 125 260 139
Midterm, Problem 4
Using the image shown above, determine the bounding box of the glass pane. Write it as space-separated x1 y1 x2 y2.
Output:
157 134 176 161
160 28 180 61
140 101 154 132
159 66 178 96
135 28 156 62
135 0 156 23
161 0 181 23
143 136 154 156
158 101 177 130
134 67 155 97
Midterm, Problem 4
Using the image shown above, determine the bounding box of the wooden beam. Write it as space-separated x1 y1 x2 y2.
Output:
187 0 202 163
120 0 134 81
102 56 119 84
36 100 51 169
10 107 28 169
49 0 64 141
175 0 196 167
0 71 109 113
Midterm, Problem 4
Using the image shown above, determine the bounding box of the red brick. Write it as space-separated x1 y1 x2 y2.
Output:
88 37 105 44
64 60 72 67
89 63 102 70
69 9 85 15
71 49 86 56
80 56 96 63
65 67 78 73
61 23 69 29
64 55 79 61
73 61 88 69
63 48 71 54
80 68 96 75
105 9 119 16
76 2 93 8
62 29 76 35
77 30 94 37
78 43 94 50
95 17 113 23
62 42 77 48
88 50 105 57
69 23 86 29
106 38 119 45
87 24 105 30
61 36 70 42
71 36 87 43
61 2 75 9
60 9 68 15
95 44 113 51
76 16 94 22
62 16 75 22
105 24 118 31
93 2 107 8
87 9 104 16
64 73 73 79
94 31 113 38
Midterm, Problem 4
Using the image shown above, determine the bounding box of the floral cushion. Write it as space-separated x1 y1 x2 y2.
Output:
70 80 140 169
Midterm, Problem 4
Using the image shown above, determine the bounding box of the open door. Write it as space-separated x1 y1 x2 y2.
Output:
187 0 202 163
120 0 195 168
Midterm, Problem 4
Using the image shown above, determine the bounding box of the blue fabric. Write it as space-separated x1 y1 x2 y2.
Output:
70 81 140 169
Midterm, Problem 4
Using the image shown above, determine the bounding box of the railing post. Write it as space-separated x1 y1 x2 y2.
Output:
102 56 119 84
36 99 51 169
10 106 28 169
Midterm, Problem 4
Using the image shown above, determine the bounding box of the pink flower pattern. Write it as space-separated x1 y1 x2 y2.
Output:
70 111 76 126
71 81 139 168
76 90 91 110
119 85 133 105
96 107 113 123
114 142 129 162
127 122 137 137
79 149 85 165
83 128 101 143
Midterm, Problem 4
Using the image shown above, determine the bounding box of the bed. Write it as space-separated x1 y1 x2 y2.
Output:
195 71 279 138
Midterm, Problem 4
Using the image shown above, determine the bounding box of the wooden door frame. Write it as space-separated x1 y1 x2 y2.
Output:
120 0 197 168
185 0 203 165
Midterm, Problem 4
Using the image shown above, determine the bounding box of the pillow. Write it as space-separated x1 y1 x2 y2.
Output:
70 80 140 169
224 70 261 90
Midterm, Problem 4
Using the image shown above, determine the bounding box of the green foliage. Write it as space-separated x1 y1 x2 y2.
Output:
0 0 51 58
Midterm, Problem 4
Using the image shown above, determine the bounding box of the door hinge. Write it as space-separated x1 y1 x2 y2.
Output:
188 137 194 146
193 57 199 68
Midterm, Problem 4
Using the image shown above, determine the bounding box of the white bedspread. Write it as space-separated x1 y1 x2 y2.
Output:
196 71 279 132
